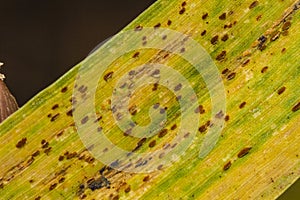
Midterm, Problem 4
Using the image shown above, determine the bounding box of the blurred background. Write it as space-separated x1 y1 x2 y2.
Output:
0 0 298 199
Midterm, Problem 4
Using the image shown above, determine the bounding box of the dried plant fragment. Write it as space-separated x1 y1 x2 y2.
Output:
0 62 18 123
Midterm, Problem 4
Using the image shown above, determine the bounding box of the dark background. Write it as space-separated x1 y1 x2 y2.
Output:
0 0 298 198
0 0 156 105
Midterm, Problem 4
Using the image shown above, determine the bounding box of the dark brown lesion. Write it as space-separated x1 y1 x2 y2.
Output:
223 161 232 171
292 102 300 112
16 138 27 148
238 147 252 158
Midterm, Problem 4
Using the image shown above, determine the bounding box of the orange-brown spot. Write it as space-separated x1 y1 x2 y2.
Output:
292 102 300 112
238 147 252 158
49 183 57 190
143 176 150 182
227 72 236 80
198 125 207 133
219 13 226 20
221 34 229 42
104 71 114 82
223 161 232 171
16 138 27 148
158 129 168 138
239 102 247 109
201 30 207 36
149 140 156 148
179 7 186 14
211 35 219 45
277 87 286 95
216 51 227 61
202 13 208 20
249 1 259 9
261 66 268 73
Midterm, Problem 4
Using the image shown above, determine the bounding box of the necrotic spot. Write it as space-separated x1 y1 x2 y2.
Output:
104 72 114 82
167 20 172 26
58 155 64 161
132 52 140 58
261 66 268 73
65 109 73 117
215 110 224 119
221 34 229 42
222 68 229 74
226 72 236 80
224 115 230 121
153 103 160 109
174 83 182 91
57 131 64 137
171 143 177 148
32 150 40 157
179 7 186 14
124 185 131 193
158 129 168 138
238 147 252 158
198 125 207 133
171 124 177 130
151 69 160 77
138 138 147 146
292 102 300 112
201 30 207 36
148 140 156 148
41 141 49 148
277 87 286 95
112 195 120 200
16 138 27 148
61 87 68 93
49 183 57 190
242 59 250 66
52 104 59 110
219 13 226 20
216 51 227 61
59 177 65 183
205 121 211 127
223 161 232 171
194 105 205 114
50 113 60 122
81 116 89 124
135 25 143 31
154 23 161 29
152 83 158 91
78 85 87 93
239 102 246 109
44 147 52 155
202 13 208 20
249 1 259 9
282 21 291 31
184 132 190 138
160 108 165 114
129 105 137 115
159 152 165 159
211 35 219 45
157 165 163 170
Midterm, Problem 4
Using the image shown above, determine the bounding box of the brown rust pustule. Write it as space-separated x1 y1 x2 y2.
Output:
223 161 232 171
238 147 252 158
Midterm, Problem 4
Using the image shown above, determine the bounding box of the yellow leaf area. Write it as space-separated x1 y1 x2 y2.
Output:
0 0 299 199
